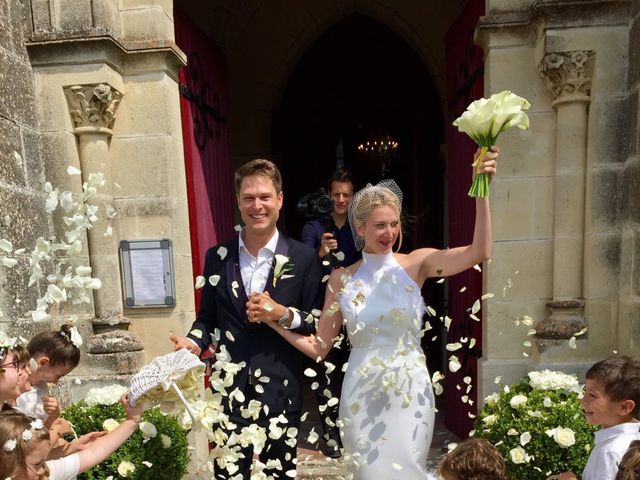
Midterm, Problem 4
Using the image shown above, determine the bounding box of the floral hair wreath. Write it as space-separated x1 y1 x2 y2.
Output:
0 331 18 369
2 419 44 453
59 325 83 349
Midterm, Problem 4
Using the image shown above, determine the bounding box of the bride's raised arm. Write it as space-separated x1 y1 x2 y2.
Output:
259 269 346 361
414 147 497 284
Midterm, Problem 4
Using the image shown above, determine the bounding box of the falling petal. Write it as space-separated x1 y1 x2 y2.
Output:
460 286 467 293
67 166 82 175
473 264 482 272
471 299 481 314
304 368 317 378
481 292 495 300
568 336 577 349
190 329 203 339
209 275 220 286
575 327 588 336
1 257 17 268
449 355 462 373
234 224 242 232
195 276 205 289
217 246 228 260
0 239 13 253
436 278 445 284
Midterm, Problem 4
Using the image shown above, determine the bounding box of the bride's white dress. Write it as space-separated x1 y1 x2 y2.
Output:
337 251 435 479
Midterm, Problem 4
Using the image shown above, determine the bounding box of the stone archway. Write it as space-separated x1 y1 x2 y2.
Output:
174 0 470 164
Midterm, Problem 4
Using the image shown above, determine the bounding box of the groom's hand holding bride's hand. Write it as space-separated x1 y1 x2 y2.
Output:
246 291 285 324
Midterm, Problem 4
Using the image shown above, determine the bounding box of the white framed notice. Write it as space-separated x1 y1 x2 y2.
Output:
119 239 176 308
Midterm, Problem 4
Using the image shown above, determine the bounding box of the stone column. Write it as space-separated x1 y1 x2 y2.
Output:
536 51 595 349
63 83 143 372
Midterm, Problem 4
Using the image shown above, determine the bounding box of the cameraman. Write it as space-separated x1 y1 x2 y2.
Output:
301 168 359 269
300 167 360 458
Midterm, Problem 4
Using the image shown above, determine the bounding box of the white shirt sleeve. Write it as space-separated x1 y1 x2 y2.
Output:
46 453 80 480
286 310 302 329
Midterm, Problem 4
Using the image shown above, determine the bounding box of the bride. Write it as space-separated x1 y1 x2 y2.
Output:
247 147 497 479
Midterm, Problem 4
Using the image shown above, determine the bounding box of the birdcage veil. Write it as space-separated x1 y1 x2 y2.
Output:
348 179 403 251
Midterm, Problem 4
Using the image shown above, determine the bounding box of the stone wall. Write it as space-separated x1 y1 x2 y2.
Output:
0 0 50 338
2 0 195 403
619 0 640 354
477 0 633 398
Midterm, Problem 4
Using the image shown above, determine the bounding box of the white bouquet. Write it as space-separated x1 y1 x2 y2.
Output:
453 90 530 197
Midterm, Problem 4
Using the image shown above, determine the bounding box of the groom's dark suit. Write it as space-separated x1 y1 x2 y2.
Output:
186 232 322 477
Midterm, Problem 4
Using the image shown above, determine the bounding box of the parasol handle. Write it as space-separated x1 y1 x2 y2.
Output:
170 381 196 423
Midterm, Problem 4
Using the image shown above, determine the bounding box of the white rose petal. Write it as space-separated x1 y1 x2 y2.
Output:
194 276 206 289
0 239 13 253
103 418 120 432
209 275 221 286
1 257 17 268
217 246 228 260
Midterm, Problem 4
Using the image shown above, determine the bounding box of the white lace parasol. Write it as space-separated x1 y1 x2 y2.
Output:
128 348 205 421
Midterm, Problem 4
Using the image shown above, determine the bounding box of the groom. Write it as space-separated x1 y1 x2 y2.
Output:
171 159 322 479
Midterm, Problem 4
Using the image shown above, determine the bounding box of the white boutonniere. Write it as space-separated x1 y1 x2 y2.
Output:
273 254 294 287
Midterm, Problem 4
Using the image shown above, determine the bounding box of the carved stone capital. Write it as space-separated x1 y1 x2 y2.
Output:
63 83 123 133
538 51 595 105
536 298 586 344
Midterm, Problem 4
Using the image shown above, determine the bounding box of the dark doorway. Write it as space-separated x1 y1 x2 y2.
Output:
274 13 447 384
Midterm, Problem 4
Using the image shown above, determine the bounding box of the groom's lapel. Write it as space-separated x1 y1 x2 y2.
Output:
264 234 290 295
224 241 249 320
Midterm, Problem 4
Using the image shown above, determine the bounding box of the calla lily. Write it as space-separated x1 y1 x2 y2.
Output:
453 90 530 197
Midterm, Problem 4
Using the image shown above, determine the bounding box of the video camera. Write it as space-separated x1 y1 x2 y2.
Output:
297 188 333 219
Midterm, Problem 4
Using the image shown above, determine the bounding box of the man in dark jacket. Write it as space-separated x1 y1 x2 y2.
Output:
171 159 322 479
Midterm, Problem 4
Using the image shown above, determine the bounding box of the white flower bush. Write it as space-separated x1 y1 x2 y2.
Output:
85 385 128 406
475 370 596 480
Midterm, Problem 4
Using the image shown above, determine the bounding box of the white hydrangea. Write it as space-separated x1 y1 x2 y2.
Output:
85 384 128 406
528 370 582 394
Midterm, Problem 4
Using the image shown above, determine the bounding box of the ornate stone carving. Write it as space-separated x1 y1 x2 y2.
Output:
538 51 595 101
63 83 122 131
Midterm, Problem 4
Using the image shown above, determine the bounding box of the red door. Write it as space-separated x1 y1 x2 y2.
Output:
175 9 236 311
444 0 485 438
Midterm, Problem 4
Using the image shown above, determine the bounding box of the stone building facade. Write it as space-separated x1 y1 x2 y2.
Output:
0 0 639 426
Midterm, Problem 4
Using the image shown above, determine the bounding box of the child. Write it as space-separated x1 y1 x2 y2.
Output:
549 356 640 480
438 437 506 480
616 440 640 480
0 393 141 480
0 332 31 407
16 324 81 428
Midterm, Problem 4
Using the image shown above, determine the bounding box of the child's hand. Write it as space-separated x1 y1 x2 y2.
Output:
50 417 73 436
120 393 143 423
43 395 61 419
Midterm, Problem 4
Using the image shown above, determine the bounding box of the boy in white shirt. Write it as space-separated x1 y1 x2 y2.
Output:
549 356 640 480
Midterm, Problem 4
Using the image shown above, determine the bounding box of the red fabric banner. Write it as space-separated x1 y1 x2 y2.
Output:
175 10 235 310
444 0 485 438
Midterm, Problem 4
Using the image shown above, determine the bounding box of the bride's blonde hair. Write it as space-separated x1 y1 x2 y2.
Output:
0 410 51 480
349 180 404 251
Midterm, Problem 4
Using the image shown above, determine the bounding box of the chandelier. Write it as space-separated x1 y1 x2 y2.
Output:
357 135 398 154
357 132 398 177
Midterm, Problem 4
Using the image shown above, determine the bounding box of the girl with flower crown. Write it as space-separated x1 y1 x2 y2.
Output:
0 394 142 480
0 332 32 408
16 324 82 431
